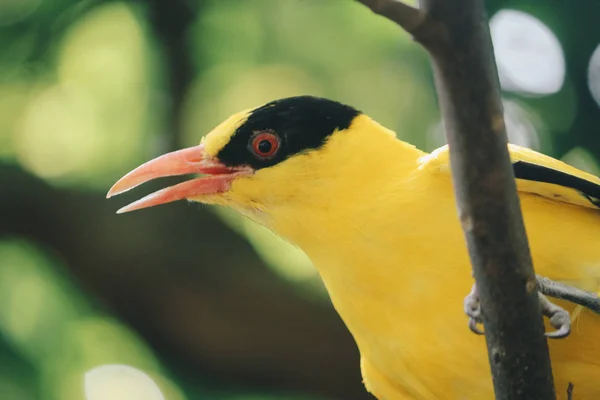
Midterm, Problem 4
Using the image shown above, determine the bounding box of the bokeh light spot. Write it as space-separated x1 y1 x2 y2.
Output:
503 100 542 150
0 81 31 160
85 365 165 400
490 9 565 95
13 2 150 188
15 84 102 179
588 44 600 109
427 99 542 150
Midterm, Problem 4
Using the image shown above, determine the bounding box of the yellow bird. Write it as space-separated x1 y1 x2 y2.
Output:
108 96 600 399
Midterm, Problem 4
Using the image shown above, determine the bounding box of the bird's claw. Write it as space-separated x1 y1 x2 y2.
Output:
463 283 572 339
464 284 484 335
539 293 571 338
468 317 484 335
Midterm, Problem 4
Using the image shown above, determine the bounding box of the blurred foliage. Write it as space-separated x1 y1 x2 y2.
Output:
1 0 599 399
0 240 185 400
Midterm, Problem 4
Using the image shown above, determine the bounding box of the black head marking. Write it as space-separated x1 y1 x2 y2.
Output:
216 96 361 169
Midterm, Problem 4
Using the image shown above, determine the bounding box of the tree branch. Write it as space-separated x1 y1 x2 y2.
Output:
354 0 425 33
355 0 557 398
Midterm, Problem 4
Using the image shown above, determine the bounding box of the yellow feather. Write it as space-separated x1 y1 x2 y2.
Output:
201 109 250 156
201 113 600 399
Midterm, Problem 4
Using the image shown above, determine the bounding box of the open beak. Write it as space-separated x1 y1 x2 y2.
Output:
107 144 253 214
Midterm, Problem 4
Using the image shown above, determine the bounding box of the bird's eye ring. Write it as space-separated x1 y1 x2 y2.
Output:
250 132 280 159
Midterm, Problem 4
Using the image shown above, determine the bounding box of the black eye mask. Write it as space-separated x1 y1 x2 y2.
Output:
216 96 360 170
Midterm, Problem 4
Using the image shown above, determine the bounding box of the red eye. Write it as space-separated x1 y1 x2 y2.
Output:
251 132 280 158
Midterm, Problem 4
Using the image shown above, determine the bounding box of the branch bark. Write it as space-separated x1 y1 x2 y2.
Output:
355 0 556 399
354 0 425 32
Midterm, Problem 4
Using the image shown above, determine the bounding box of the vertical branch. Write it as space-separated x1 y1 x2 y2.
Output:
354 0 556 398
145 0 197 151
418 1 555 398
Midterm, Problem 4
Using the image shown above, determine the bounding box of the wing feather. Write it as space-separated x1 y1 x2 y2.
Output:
420 144 600 210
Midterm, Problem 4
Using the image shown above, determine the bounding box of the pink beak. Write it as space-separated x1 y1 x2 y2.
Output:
107 144 252 214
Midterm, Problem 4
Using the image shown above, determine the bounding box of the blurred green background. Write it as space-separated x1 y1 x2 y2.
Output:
1 0 599 399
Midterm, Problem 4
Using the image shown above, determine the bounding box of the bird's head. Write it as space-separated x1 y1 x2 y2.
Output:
108 96 406 237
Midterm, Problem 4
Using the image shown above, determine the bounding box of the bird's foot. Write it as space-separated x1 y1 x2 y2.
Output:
538 292 571 338
464 284 484 335
463 281 572 338
536 275 600 314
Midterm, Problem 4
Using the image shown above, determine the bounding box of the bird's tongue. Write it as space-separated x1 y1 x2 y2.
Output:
106 144 252 213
